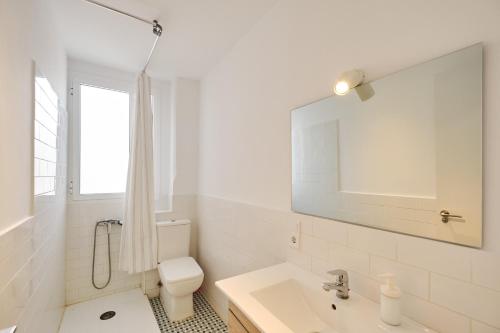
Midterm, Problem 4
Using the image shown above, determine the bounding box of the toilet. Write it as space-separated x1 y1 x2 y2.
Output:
157 220 204 321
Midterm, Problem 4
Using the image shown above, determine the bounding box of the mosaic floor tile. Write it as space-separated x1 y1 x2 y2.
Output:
149 292 227 333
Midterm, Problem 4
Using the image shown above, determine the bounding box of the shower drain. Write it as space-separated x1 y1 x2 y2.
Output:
100 311 116 320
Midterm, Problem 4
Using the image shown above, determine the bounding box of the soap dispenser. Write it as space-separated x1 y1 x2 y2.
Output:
378 273 401 326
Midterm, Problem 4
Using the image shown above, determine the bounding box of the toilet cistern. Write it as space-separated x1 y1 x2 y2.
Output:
322 269 350 299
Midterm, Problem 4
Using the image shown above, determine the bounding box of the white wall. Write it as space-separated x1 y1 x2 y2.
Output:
0 0 68 332
198 0 500 251
171 78 200 196
0 0 65 230
197 1 500 332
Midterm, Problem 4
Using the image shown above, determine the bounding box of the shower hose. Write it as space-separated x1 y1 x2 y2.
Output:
92 219 122 289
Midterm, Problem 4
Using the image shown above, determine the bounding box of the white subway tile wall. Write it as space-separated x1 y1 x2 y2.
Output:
64 195 197 304
397 235 472 281
401 293 471 333
196 195 500 333
0 107 68 333
197 196 290 321
0 207 66 333
430 274 500 328
34 76 59 196
471 251 500 292
370 256 429 299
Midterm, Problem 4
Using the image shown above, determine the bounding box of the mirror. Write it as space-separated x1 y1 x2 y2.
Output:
291 44 482 247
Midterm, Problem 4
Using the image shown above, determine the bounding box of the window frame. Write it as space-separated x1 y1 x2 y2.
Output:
71 72 133 200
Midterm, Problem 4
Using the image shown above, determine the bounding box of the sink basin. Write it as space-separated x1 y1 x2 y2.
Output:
251 279 330 333
216 263 434 333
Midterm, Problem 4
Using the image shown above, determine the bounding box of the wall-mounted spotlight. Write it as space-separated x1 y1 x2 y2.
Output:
333 70 365 95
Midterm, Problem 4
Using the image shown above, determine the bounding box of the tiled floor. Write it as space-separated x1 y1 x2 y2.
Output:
149 292 227 333
58 288 226 333
59 288 160 333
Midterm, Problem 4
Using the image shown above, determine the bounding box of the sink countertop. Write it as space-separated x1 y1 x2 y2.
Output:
215 262 435 333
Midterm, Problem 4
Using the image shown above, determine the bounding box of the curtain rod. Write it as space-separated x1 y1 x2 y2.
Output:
82 0 163 71
83 0 154 25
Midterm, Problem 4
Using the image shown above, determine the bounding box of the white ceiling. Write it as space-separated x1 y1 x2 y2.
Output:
51 0 277 79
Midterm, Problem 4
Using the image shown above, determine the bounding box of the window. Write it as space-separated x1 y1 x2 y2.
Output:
70 63 172 209
79 85 129 195
71 72 132 199
34 73 59 196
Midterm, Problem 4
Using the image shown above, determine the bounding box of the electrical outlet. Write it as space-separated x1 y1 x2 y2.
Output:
289 220 300 249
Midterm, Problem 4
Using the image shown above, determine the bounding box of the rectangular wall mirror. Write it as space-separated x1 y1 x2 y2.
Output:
291 44 482 247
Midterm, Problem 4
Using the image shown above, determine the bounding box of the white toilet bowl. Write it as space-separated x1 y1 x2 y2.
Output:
156 220 204 321
158 257 204 321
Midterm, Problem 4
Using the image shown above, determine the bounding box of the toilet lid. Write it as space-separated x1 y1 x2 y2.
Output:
158 257 203 283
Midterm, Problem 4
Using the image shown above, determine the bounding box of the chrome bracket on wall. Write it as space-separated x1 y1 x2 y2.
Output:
440 210 463 223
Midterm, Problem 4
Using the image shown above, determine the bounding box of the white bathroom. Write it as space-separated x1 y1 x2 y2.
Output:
0 1 499 333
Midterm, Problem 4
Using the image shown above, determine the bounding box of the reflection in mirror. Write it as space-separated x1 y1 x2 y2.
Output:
291 44 482 247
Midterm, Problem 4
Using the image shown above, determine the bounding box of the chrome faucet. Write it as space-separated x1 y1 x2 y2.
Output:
323 269 349 299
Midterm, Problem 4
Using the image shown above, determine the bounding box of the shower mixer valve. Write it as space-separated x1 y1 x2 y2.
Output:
92 219 122 290
96 219 122 234
97 219 122 226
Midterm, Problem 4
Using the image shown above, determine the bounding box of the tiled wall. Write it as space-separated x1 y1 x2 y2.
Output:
196 195 500 333
197 196 290 320
0 107 68 333
0 204 66 333
0 205 67 333
65 195 197 304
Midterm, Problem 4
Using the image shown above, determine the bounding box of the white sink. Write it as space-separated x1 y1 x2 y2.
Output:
251 279 330 333
216 263 434 333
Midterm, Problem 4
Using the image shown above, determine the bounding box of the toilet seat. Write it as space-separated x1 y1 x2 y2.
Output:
159 257 203 284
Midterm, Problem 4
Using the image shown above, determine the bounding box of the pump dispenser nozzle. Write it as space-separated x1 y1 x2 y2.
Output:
378 273 401 298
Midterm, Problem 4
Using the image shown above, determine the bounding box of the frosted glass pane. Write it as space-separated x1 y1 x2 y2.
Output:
80 85 129 194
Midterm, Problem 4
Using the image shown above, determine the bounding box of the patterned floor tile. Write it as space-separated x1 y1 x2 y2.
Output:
149 292 227 333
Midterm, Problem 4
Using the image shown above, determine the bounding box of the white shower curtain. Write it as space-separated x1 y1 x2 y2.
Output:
119 72 157 274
